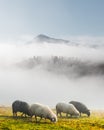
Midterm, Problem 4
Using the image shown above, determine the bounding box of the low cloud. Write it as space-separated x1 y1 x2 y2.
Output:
0 35 104 109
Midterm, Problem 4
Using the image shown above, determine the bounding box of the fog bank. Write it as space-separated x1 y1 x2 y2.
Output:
0 37 104 109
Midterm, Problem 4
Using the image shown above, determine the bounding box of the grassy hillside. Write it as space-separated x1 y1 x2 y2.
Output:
0 107 104 130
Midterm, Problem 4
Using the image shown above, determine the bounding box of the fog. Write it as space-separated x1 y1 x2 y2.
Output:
0 37 104 109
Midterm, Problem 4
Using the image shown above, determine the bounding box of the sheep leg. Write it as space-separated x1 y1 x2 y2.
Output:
70 114 72 117
24 113 27 117
21 113 24 117
35 116 37 122
60 112 62 118
13 112 15 117
66 113 68 118
39 117 42 122
14 112 17 117
13 112 17 117
35 116 39 123
56 110 58 116
57 111 62 117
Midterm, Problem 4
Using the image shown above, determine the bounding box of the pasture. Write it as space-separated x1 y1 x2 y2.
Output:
0 107 104 130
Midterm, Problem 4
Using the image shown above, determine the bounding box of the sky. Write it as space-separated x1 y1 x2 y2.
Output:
0 0 104 41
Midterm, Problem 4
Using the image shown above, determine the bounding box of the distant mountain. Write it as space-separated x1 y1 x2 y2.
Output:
26 34 104 48
29 34 70 44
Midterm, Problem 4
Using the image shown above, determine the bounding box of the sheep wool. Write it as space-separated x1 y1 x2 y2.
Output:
56 102 79 117
30 103 57 122
12 100 31 117
69 101 90 117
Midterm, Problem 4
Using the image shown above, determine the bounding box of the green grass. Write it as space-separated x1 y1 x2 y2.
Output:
0 107 104 130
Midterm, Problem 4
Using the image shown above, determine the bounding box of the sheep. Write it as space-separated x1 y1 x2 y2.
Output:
30 103 57 122
69 101 90 117
12 100 31 117
56 102 79 118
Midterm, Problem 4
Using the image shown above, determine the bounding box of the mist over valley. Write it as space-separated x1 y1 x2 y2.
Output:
0 35 104 109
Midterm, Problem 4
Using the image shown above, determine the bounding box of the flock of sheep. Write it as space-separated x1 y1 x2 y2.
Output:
12 100 90 123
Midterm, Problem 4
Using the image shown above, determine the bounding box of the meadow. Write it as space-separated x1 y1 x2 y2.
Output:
0 107 104 130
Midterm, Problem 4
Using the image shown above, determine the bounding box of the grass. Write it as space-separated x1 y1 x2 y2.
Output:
0 107 104 130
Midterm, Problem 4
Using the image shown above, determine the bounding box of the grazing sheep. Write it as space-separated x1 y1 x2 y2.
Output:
30 103 57 122
69 101 90 117
12 100 31 117
56 102 79 117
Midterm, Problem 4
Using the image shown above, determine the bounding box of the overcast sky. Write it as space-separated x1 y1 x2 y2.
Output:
0 0 104 41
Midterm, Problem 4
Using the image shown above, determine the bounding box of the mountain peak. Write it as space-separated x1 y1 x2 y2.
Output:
35 34 70 43
36 34 50 39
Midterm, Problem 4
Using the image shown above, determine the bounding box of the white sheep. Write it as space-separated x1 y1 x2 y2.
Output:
30 103 57 122
56 102 79 117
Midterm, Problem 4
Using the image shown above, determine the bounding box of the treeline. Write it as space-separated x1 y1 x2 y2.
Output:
17 56 104 77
